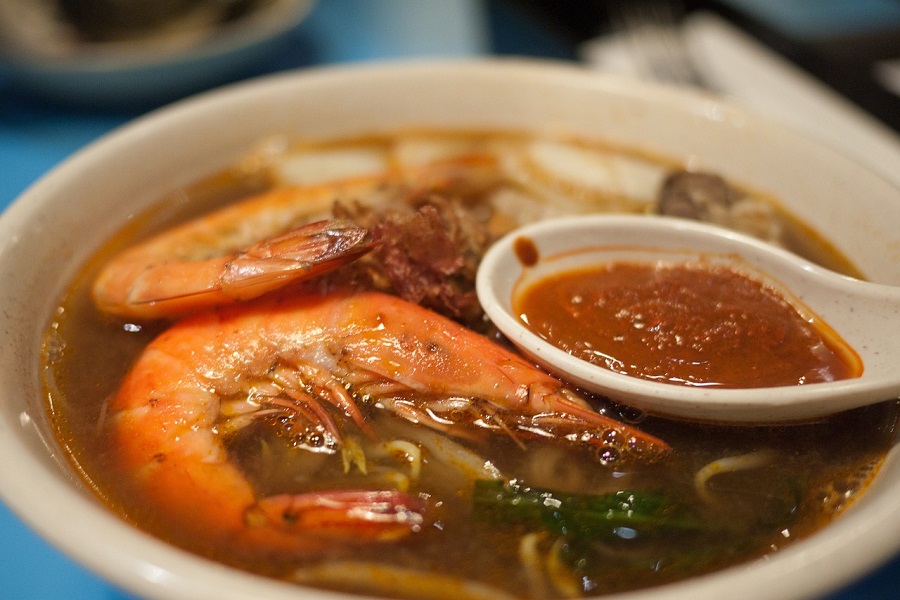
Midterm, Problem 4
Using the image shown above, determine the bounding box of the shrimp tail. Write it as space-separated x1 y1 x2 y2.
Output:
249 489 428 543
221 219 375 300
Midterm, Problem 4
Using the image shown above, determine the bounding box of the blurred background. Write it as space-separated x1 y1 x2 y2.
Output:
1 0 899 197
2 1 899 117
1 1 899 598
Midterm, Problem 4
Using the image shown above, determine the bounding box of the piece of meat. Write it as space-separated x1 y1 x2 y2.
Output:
656 170 741 223
656 170 782 243
332 190 493 329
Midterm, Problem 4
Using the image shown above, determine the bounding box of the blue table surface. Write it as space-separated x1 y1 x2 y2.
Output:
1 1 898 598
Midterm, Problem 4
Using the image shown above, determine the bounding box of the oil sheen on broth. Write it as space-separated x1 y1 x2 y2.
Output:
42 130 898 599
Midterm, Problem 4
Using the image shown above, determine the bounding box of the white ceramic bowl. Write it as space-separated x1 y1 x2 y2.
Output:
1 60 899 600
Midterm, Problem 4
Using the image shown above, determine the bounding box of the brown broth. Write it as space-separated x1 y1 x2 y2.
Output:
42 131 899 599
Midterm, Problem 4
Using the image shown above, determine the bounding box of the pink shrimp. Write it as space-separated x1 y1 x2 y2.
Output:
109 290 669 556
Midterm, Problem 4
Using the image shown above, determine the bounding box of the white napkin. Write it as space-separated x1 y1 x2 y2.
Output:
582 11 900 186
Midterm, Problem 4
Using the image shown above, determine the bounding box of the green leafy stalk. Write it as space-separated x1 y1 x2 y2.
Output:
472 479 709 542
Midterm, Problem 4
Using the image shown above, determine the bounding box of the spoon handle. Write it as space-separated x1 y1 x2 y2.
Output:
793 270 900 390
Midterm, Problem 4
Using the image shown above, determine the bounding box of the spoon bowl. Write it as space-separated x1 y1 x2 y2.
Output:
476 215 900 422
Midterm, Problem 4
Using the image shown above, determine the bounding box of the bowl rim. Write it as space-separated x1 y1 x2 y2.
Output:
1 58 899 600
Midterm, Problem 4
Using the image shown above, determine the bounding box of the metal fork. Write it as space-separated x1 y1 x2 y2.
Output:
605 0 711 89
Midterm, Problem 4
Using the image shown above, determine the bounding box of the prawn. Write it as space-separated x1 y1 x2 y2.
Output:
92 213 374 319
109 290 669 556
91 156 503 320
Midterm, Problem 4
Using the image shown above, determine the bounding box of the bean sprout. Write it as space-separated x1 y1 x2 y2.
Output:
413 427 504 481
547 537 582 598
381 440 423 479
518 533 551 598
694 449 777 504
290 561 518 600
341 436 367 475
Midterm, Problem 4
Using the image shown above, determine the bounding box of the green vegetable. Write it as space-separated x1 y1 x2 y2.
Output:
473 479 803 591
473 480 735 592
472 479 708 541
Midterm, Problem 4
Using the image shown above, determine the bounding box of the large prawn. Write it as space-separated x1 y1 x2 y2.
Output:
91 156 503 320
91 180 378 320
109 290 670 557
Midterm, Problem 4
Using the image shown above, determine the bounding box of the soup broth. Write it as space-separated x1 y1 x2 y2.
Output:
43 130 898 599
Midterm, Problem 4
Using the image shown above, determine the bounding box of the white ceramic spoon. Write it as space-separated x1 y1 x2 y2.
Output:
476 214 900 423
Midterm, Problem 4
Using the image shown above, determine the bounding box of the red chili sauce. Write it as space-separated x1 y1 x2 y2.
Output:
514 261 861 389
